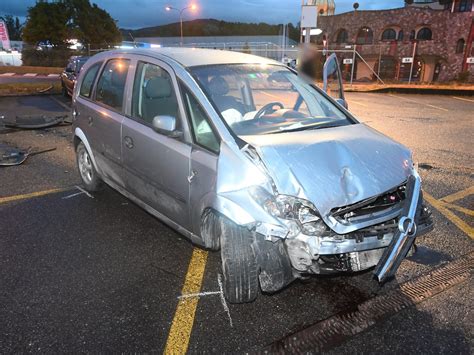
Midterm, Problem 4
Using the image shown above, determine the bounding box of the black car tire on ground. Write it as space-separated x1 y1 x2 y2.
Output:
76 142 103 192
220 217 259 303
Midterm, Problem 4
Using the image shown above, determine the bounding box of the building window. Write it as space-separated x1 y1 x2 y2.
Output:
381 28 397 41
356 27 374 45
416 27 432 40
458 0 472 12
398 30 404 41
456 38 465 54
335 29 349 44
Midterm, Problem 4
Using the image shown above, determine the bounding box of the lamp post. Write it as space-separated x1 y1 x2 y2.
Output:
165 4 197 46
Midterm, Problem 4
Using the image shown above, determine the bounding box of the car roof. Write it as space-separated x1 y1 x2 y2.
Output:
97 47 281 68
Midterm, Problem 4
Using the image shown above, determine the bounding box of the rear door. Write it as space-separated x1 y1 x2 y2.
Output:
323 53 347 108
121 58 192 229
87 57 130 186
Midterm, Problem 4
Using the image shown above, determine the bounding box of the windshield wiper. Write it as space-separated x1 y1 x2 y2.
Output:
271 120 344 134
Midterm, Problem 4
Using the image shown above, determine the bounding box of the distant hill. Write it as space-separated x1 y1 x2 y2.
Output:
121 19 299 41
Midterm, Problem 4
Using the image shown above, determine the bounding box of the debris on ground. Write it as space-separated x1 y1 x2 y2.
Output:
1 114 71 131
0 144 56 166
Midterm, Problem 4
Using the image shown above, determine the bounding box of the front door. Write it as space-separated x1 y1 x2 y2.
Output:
121 59 191 228
323 53 347 108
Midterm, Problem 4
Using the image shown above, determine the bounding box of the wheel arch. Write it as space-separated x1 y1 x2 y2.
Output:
74 127 99 171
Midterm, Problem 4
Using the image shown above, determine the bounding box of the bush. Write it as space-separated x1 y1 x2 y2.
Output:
21 48 74 67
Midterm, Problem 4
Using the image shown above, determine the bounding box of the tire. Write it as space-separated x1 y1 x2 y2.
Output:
220 218 259 303
76 142 103 192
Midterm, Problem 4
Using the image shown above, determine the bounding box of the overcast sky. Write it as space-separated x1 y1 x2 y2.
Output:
1 0 405 29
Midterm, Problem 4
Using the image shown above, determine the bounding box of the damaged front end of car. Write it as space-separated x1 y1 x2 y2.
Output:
211 125 434 292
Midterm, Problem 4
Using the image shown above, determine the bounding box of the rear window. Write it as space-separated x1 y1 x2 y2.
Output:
95 59 130 111
79 62 101 98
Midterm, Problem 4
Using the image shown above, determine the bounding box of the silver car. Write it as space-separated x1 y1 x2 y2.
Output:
72 48 433 303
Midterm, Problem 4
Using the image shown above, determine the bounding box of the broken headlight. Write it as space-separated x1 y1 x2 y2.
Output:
249 186 325 236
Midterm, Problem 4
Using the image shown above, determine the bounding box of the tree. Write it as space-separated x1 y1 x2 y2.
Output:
22 1 70 47
0 15 23 41
22 0 121 49
65 0 121 49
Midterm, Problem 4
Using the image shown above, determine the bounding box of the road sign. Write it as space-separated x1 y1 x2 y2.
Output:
467 57 474 64
402 57 414 64
343 58 353 65
301 5 318 28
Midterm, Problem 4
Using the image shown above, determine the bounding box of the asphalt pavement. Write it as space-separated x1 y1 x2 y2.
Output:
0 93 472 353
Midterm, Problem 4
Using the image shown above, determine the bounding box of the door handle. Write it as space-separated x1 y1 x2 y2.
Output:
123 136 134 149
187 170 197 184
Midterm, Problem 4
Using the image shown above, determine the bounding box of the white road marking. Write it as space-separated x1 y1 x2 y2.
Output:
74 185 94 199
178 291 221 299
23 73 37 77
62 191 85 199
0 72 15 76
47 74 60 77
177 274 233 327
388 94 449 112
452 96 474 103
217 274 233 327
347 99 368 107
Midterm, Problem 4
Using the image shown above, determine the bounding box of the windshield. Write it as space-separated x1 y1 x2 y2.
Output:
190 64 351 136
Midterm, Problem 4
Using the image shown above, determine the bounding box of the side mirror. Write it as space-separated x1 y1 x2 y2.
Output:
152 115 182 138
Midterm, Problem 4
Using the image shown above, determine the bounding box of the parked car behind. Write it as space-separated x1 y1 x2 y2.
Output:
61 56 89 97
72 48 433 303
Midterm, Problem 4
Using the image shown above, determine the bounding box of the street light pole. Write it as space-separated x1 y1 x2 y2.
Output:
165 4 197 46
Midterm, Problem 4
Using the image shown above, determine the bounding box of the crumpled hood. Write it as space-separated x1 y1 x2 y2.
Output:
242 124 413 220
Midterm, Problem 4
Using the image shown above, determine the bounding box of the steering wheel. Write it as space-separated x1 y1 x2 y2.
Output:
254 102 284 119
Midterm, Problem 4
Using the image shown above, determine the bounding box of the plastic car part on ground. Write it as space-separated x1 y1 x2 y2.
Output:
1 114 71 130
0 144 56 166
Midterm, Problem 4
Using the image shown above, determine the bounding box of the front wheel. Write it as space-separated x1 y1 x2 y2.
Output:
76 142 103 192
220 218 259 303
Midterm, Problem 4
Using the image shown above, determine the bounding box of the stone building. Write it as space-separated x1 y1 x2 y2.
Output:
316 1 474 82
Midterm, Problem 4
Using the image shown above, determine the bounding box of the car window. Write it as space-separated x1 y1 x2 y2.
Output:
181 83 220 153
191 64 350 136
131 61 181 127
79 62 102 98
95 59 130 111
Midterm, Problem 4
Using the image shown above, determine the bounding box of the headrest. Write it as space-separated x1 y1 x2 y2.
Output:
208 76 229 96
145 76 172 99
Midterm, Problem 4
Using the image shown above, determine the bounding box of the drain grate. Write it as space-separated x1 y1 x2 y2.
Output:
263 252 473 354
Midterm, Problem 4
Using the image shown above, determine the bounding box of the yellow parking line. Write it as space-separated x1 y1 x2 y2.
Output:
388 94 449 112
424 191 474 239
443 202 474 217
164 248 208 355
452 96 474 103
440 186 474 203
0 187 71 205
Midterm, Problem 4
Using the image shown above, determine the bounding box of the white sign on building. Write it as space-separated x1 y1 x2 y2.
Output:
402 57 414 64
466 57 474 64
343 58 353 65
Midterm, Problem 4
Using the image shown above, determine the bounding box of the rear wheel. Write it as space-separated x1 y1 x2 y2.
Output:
76 142 103 192
220 218 259 303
